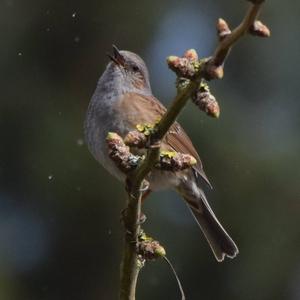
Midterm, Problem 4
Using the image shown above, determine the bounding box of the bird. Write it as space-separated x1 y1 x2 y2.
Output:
84 45 238 262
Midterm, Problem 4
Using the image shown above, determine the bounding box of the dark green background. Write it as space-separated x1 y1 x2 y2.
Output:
1 0 299 299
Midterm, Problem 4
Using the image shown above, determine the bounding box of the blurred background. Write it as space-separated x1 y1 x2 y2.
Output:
1 0 299 299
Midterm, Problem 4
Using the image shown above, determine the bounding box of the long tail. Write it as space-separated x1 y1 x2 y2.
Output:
179 186 239 262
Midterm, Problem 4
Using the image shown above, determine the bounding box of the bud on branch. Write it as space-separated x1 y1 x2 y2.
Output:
106 132 142 173
124 130 148 148
138 231 166 261
167 49 203 80
249 20 271 37
192 81 220 118
217 18 231 41
157 151 197 172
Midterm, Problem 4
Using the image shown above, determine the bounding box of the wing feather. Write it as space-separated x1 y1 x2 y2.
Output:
116 92 211 187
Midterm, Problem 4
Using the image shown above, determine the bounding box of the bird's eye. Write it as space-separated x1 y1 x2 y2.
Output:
132 65 140 73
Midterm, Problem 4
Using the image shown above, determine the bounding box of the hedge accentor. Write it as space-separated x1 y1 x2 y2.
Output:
84 46 238 261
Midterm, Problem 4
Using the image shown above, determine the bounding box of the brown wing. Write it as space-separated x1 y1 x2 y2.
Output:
165 122 211 187
116 92 211 187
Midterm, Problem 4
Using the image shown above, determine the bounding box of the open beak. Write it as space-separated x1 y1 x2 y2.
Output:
107 45 125 66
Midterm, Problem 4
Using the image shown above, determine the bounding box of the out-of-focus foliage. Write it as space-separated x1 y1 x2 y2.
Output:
0 0 299 299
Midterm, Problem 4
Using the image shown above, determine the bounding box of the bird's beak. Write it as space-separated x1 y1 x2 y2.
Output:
107 45 125 67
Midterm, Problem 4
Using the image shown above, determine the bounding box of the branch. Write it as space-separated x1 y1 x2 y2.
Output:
107 132 195 299
211 3 262 67
118 1 268 299
203 1 270 80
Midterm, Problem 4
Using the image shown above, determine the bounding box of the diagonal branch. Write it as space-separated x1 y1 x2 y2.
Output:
203 1 269 80
119 1 268 299
211 3 262 67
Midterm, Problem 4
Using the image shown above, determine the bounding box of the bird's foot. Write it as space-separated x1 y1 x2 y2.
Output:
120 208 147 228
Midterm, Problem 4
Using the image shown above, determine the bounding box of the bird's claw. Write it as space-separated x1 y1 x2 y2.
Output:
120 208 147 227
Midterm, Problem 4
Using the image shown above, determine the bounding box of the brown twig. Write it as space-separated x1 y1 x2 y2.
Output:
203 1 268 80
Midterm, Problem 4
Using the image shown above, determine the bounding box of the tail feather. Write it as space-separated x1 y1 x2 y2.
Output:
187 201 238 261
180 187 239 261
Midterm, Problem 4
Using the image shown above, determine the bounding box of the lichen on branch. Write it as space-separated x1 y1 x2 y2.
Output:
158 151 197 172
106 132 197 173
137 231 166 261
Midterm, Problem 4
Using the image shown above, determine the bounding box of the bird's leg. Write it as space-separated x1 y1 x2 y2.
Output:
121 190 151 226
121 179 151 230
138 188 152 224
141 188 151 203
